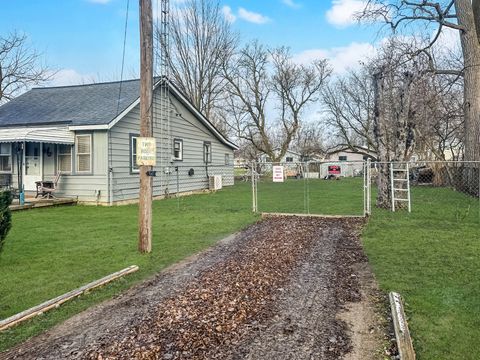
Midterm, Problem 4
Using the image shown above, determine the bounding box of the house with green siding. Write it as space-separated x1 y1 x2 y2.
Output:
0 78 237 204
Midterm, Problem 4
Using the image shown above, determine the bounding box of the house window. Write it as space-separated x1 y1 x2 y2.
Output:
286 157 293 162
76 134 92 173
203 142 211 163
0 143 11 173
225 153 230 165
57 144 72 173
339 155 347 161
173 139 183 161
130 135 139 173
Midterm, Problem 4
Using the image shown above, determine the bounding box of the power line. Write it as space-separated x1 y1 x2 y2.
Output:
116 0 130 115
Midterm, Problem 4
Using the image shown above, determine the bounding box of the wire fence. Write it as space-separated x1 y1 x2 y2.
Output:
373 161 480 219
247 160 480 222
110 164 234 204
249 161 368 216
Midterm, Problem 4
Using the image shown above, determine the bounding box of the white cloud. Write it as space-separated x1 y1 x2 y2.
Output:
222 6 237 24
433 27 461 53
238 7 271 24
282 0 301 9
48 69 95 86
326 0 366 27
293 42 375 74
292 49 330 64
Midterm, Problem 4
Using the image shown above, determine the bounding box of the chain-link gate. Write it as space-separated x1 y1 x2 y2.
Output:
251 160 371 217
250 160 479 220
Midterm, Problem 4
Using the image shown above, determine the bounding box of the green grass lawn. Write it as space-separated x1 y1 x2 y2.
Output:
256 177 365 215
0 179 479 359
0 185 257 351
363 186 480 360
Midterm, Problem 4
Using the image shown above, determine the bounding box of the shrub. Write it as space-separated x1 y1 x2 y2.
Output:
0 190 13 255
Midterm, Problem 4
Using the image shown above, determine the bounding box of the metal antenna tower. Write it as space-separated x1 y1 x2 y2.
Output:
158 0 171 195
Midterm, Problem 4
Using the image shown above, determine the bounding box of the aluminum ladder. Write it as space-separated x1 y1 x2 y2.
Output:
390 162 411 212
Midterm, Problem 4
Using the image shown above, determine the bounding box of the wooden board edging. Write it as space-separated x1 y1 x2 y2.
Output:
261 212 365 219
389 292 416 360
0 265 139 332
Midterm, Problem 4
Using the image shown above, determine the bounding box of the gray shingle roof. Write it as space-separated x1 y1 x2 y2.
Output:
0 79 141 127
0 78 238 150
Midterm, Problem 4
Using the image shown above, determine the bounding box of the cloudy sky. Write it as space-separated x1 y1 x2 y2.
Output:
0 0 456 86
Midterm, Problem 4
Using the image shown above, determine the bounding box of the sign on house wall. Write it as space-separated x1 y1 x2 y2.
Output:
328 165 341 175
272 166 284 182
136 137 156 166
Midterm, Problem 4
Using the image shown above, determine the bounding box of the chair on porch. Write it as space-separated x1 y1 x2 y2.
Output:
35 172 61 199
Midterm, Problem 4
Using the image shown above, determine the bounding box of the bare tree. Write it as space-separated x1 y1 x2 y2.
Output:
0 32 52 104
322 67 376 151
223 41 331 162
360 0 480 162
293 121 326 160
370 38 433 207
156 0 238 126
412 70 464 161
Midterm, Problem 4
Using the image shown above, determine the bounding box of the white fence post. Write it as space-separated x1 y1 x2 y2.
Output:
390 162 395 212
251 161 257 213
368 159 372 215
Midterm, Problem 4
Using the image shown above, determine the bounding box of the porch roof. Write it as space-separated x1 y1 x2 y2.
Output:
0 126 75 144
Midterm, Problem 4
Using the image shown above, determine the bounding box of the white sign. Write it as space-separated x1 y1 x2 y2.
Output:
272 166 284 182
136 137 156 166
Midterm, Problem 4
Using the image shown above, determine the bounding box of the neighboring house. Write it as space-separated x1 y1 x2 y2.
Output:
322 146 377 177
324 146 377 163
259 148 303 163
0 78 237 204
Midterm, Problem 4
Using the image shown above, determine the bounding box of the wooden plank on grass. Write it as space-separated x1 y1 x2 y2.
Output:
389 292 416 360
0 265 139 332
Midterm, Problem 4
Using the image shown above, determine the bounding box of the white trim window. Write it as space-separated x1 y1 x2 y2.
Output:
75 134 92 173
225 153 230 166
131 135 139 173
173 139 183 161
57 144 72 173
0 143 11 173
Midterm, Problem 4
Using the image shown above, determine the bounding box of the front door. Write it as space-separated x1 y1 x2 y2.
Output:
23 142 42 191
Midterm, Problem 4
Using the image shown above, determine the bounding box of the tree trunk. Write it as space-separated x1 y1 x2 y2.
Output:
373 71 391 208
473 0 480 44
456 0 480 162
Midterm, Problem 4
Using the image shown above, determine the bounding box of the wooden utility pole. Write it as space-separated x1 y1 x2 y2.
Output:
138 0 153 253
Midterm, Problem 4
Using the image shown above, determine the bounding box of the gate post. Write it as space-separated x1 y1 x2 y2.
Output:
363 161 367 216
367 158 371 215
251 161 257 213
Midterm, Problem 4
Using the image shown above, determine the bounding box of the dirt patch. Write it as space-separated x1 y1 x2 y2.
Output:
1 216 386 360
339 263 387 360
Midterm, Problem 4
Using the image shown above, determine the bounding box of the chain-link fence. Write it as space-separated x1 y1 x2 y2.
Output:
250 161 368 216
248 160 480 221
110 164 234 204
372 161 480 221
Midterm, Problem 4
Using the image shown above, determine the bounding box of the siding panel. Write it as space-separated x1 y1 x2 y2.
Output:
109 87 234 203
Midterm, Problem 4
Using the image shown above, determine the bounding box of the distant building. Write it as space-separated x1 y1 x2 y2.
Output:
324 146 377 163
321 146 377 178
259 148 319 163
